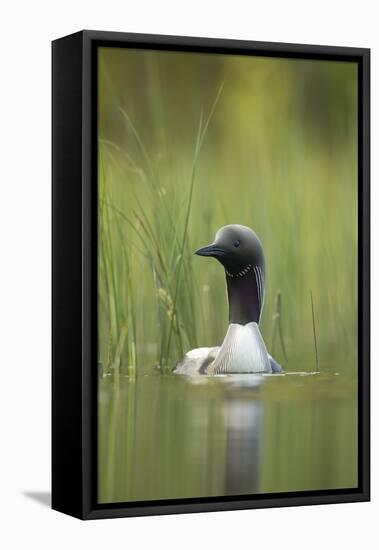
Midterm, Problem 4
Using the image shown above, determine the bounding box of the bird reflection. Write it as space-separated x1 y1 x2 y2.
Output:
223 397 263 494
184 374 265 496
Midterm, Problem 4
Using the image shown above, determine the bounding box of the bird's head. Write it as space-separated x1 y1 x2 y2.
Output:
195 224 264 276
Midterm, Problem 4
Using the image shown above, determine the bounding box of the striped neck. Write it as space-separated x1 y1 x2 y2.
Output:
225 263 253 278
225 264 265 325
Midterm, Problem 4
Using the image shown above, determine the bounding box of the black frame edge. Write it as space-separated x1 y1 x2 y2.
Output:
52 31 85 519
359 48 370 501
85 491 369 520
84 29 369 58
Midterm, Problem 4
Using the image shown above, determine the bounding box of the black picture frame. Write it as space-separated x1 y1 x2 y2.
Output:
52 30 370 520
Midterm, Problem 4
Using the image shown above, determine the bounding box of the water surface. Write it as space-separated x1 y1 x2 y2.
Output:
98 368 357 503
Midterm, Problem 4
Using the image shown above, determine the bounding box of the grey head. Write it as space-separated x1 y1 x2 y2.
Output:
196 224 265 325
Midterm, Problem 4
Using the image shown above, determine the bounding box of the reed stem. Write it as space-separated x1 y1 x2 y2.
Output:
310 290 319 372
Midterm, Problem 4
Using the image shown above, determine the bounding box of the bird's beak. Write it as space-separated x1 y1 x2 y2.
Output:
195 243 226 258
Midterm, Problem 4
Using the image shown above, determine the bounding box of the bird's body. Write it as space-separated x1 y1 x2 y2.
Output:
175 322 274 375
174 224 283 375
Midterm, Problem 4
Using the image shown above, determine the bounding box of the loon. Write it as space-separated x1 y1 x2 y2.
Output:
174 224 283 375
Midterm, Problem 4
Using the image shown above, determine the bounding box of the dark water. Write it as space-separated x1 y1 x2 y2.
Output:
98 369 357 503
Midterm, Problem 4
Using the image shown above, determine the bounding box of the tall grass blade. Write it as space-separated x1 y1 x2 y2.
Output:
271 290 288 362
310 290 319 372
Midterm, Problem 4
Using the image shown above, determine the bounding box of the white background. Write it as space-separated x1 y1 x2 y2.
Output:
0 1 376 548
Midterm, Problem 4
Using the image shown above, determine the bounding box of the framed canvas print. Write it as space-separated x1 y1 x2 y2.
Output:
52 30 370 519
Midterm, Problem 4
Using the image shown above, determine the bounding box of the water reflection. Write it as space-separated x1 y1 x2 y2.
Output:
224 398 263 493
184 374 265 494
98 370 357 503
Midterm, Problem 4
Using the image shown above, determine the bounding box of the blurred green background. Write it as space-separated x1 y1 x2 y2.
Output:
97 47 358 503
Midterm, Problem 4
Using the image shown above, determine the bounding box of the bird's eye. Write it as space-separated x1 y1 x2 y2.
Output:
233 240 240 248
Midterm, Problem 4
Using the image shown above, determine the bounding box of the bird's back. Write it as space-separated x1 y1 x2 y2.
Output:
173 346 220 375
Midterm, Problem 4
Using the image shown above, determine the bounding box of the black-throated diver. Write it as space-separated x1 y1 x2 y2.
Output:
174 224 283 375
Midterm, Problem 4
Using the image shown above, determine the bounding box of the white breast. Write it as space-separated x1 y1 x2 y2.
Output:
210 322 271 374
